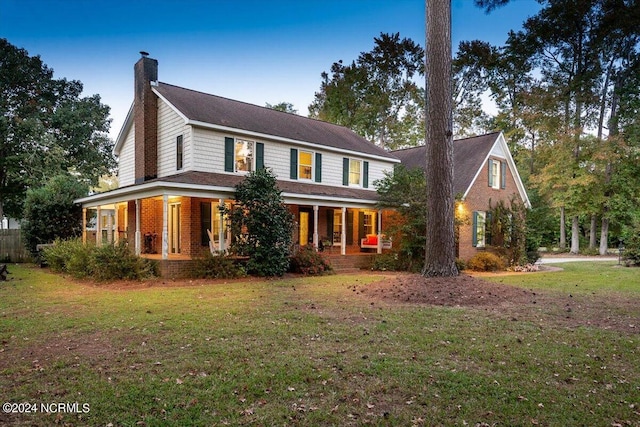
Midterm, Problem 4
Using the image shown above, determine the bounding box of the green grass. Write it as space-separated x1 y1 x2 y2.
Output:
484 261 640 293
1 264 639 426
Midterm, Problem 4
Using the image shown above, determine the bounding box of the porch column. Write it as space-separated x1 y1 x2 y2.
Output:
114 205 119 244
341 207 347 256
135 199 141 256
106 211 113 244
162 194 169 260
313 205 319 249
82 208 87 245
96 206 102 246
377 209 383 254
218 198 225 253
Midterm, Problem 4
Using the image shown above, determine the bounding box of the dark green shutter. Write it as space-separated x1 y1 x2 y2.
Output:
363 161 369 188
501 161 507 189
201 202 211 246
342 158 349 186
346 210 354 245
472 211 478 247
486 212 493 245
290 148 298 179
256 142 264 170
224 137 234 172
326 209 334 241
487 159 493 187
315 153 322 182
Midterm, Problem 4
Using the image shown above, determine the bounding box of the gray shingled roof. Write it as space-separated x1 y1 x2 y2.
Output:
154 82 397 161
392 132 500 196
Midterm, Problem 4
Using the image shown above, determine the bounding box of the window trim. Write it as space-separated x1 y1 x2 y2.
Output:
473 211 487 248
298 150 314 181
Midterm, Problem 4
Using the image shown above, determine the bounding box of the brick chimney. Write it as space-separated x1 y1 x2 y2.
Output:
134 52 158 184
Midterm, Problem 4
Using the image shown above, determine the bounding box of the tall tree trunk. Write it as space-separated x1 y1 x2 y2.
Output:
559 207 566 250
599 215 609 255
589 214 597 249
570 216 580 254
423 0 458 277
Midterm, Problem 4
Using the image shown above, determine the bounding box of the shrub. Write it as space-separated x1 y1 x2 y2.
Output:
43 239 92 276
192 253 247 279
370 252 402 271
622 228 640 267
455 258 466 272
466 252 505 272
289 245 333 275
89 242 158 281
43 239 157 281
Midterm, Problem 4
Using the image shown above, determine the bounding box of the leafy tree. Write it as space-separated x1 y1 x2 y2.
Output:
228 168 294 277
0 39 115 221
309 32 425 150
376 165 428 270
423 0 458 277
21 174 88 255
265 102 298 114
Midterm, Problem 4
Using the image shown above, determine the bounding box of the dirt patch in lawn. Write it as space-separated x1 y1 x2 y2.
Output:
354 271 639 335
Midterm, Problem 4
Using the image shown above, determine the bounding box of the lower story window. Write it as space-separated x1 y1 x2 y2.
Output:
473 211 486 248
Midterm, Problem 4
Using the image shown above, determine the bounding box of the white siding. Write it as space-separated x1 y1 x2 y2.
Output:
189 125 395 189
117 123 135 187
157 99 191 177
192 127 225 172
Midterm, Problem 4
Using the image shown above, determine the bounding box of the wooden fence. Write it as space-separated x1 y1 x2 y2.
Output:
0 229 31 262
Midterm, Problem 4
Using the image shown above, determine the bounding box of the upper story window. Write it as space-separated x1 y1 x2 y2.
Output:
290 149 321 182
225 137 264 173
176 135 183 170
488 159 506 189
299 150 313 180
343 158 369 188
235 139 254 172
349 159 361 185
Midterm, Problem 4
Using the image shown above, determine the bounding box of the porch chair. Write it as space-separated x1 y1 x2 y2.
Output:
206 229 225 256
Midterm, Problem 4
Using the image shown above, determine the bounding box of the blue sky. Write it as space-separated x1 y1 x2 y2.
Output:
1 0 541 139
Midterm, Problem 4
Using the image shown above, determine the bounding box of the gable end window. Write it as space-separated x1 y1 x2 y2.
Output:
176 135 183 170
488 159 507 189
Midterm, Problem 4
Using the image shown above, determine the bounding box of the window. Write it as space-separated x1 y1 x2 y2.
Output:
349 159 361 185
343 158 369 187
363 211 376 236
299 150 313 180
235 139 254 172
333 210 342 245
473 211 487 248
488 159 507 189
226 137 263 173
176 135 183 170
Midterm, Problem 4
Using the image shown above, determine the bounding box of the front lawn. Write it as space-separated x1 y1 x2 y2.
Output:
0 263 638 426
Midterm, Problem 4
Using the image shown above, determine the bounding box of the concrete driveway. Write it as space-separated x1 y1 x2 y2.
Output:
538 255 619 264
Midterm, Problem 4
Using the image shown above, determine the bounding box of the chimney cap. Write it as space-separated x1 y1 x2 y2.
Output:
140 51 149 58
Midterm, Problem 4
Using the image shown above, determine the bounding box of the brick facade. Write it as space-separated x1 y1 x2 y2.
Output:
134 55 158 183
457 156 522 261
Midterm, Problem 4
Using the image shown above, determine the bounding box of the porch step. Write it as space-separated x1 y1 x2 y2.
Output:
324 253 375 272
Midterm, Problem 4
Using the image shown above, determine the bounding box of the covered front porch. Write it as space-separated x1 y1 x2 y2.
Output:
79 190 393 265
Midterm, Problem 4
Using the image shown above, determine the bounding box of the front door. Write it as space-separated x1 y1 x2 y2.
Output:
299 208 314 246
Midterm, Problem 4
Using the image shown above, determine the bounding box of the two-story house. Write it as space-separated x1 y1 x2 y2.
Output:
77 53 400 276
392 132 531 260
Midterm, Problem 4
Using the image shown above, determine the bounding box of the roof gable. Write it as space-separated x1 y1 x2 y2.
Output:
391 132 530 207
